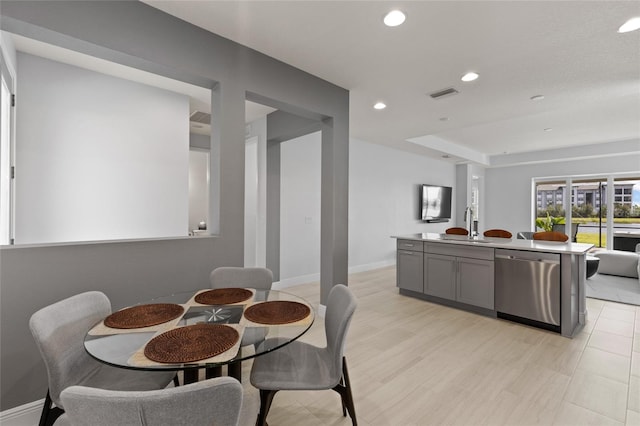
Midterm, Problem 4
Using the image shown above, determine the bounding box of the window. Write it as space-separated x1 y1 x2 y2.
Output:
535 175 640 248
571 179 607 247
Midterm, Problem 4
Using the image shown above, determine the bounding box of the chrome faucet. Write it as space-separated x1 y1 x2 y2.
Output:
464 207 475 237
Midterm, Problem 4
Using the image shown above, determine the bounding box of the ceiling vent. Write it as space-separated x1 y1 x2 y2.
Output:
429 87 459 100
190 111 211 124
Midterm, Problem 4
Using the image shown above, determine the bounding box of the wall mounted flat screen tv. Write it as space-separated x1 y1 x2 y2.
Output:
421 184 452 222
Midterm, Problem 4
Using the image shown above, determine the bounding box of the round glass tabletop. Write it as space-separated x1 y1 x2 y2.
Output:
84 289 315 372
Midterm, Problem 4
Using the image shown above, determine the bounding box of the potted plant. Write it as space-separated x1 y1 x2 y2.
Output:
535 213 565 232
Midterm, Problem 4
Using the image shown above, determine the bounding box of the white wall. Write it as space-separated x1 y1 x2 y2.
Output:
349 138 456 270
484 152 640 234
15 53 189 244
244 137 258 266
278 133 456 281
280 131 322 280
0 31 17 77
246 117 268 267
188 149 209 232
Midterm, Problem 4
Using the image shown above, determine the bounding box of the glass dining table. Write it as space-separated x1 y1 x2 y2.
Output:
84 288 315 384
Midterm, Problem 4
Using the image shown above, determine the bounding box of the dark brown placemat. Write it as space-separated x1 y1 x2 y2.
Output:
194 288 253 305
104 304 184 329
144 324 239 364
244 301 310 325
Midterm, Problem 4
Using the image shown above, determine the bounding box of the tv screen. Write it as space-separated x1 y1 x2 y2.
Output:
421 184 452 221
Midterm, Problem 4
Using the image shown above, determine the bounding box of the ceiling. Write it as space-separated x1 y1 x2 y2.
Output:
143 0 640 164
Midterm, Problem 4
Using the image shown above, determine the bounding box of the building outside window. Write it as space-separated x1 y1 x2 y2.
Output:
535 178 640 248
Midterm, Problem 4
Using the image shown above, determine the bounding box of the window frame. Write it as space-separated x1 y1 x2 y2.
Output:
533 172 640 249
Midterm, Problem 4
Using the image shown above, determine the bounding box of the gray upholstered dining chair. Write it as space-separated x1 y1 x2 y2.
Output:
209 266 273 290
250 284 358 426
29 291 177 426
53 376 243 426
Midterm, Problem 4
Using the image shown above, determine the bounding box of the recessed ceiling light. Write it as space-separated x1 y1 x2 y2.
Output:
544 128 553 132
461 72 479 82
530 95 545 101
383 10 406 27
618 17 640 33
374 102 387 110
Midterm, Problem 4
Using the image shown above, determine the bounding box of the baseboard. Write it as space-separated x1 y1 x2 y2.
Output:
273 259 395 290
271 261 392 317
1 398 43 426
348 259 395 274
318 303 326 318
272 272 320 290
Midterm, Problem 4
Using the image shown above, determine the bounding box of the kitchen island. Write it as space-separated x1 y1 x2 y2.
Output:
393 233 593 337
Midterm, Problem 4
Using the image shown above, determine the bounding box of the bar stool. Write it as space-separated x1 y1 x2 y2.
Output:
445 227 469 235
484 229 512 238
533 231 569 242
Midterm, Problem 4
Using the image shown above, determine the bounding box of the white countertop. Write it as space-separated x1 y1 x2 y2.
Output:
393 233 593 255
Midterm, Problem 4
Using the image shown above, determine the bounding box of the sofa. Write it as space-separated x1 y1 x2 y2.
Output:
587 249 640 305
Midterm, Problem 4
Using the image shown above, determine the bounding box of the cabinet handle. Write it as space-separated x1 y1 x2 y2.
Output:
401 251 414 255
404 244 414 247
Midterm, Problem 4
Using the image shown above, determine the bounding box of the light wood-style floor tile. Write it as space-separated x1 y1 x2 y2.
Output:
627 409 640 426
562 370 628 422
239 266 639 426
629 375 640 414
601 306 637 323
603 301 638 313
553 401 624 425
632 351 640 378
594 317 635 338
587 297 606 311
588 330 634 357
576 347 631 384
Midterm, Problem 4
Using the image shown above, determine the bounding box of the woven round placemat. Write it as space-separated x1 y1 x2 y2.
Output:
104 304 184 329
194 288 253 305
144 324 239 364
244 301 310 325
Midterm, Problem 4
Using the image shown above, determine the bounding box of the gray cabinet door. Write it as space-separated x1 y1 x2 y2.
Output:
457 258 495 309
424 254 456 300
397 250 423 293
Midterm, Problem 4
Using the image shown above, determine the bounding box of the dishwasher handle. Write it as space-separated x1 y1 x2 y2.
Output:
495 254 560 264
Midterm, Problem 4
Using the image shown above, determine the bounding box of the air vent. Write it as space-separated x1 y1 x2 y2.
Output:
190 111 211 124
429 88 459 99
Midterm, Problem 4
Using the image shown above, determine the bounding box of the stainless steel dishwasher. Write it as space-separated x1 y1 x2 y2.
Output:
495 249 561 332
